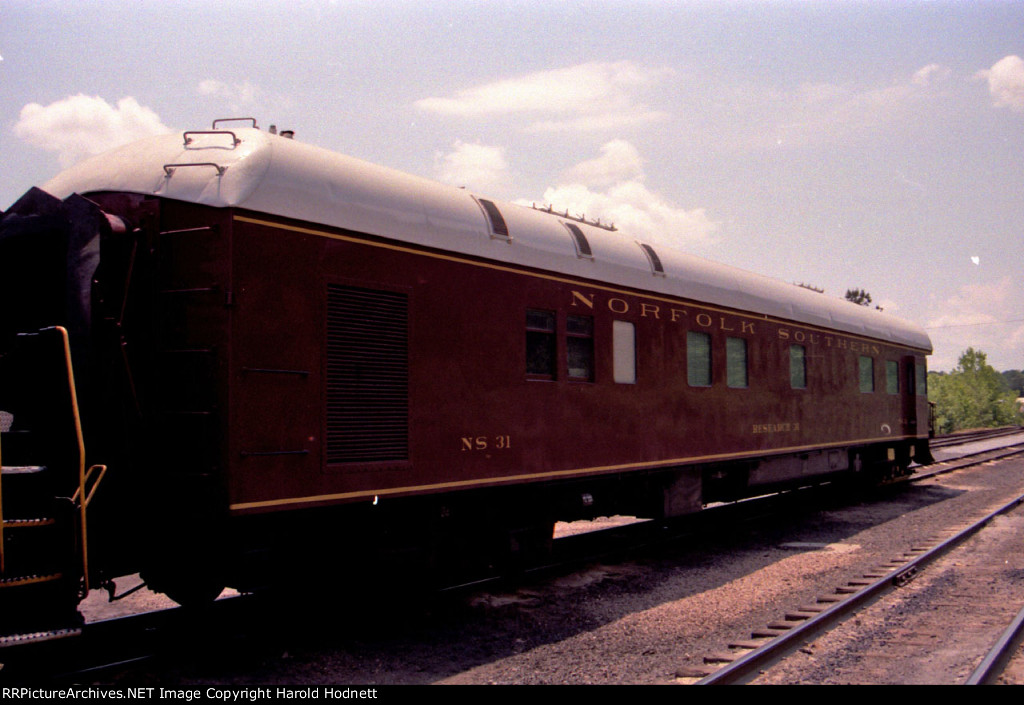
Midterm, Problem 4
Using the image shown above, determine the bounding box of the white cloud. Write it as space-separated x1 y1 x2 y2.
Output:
912 63 951 87
977 55 1024 112
520 140 718 250
757 65 959 150
525 108 671 134
434 140 508 191
415 61 672 132
559 139 643 189
13 95 171 167
928 278 1010 329
538 182 717 250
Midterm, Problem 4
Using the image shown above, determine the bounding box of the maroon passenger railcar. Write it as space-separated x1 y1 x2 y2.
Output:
0 120 932 629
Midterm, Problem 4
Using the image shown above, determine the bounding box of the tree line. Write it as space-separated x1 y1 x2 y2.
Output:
928 348 1024 434
835 289 1019 432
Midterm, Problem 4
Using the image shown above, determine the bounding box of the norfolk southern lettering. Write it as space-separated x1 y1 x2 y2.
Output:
570 288 881 355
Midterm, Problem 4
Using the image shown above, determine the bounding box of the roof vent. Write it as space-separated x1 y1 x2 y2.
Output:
638 243 665 276
474 197 510 241
563 222 594 260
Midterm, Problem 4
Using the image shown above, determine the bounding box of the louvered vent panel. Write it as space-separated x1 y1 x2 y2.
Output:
326 285 409 463
477 198 510 238
564 222 593 258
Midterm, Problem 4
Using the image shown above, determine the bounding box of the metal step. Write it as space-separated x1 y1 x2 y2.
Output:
1 466 46 475
0 571 82 639
0 626 82 648
3 517 57 528
0 572 64 588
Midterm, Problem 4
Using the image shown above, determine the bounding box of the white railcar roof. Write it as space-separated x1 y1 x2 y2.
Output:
43 126 931 352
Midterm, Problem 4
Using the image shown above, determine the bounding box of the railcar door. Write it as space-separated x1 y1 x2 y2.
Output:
902 356 919 437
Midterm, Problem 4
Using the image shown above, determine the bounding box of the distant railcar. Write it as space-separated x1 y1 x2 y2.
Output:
0 119 932 634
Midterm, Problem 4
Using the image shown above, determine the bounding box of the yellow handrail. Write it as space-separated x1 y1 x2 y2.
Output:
0 430 5 575
51 327 96 593
0 327 106 593
73 464 108 509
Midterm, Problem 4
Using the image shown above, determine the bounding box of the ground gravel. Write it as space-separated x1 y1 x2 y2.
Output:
93 451 1024 685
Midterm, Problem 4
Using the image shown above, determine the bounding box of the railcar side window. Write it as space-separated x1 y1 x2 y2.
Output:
916 362 928 396
567 315 595 381
859 356 875 393
789 344 807 389
613 321 636 384
526 310 556 378
687 331 712 387
726 337 748 388
886 360 899 394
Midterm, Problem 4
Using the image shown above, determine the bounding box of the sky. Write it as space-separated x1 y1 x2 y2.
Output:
1 0 1022 372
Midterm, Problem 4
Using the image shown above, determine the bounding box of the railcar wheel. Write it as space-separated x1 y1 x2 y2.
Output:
142 548 227 607
160 575 226 608
502 519 556 576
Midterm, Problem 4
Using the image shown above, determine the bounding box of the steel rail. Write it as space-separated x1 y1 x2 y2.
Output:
929 427 1023 449
15 431 1023 677
966 602 1024 685
697 490 1024 685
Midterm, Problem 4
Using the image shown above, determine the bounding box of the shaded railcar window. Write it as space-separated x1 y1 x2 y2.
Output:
687 331 712 387
916 362 928 395
613 320 636 384
526 310 556 378
859 356 875 392
886 360 899 394
726 337 748 388
326 285 408 464
790 344 807 389
567 314 594 381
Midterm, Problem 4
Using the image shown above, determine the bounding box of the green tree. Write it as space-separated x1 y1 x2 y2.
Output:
928 348 1023 433
845 288 884 311
1001 369 1024 397
844 288 872 306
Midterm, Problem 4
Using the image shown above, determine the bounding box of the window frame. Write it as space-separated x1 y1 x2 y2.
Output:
566 314 595 382
859 355 875 393
612 320 637 385
687 331 713 387
789 344 807 390
525 309 557 380
726 336 749 389
886 360 900 395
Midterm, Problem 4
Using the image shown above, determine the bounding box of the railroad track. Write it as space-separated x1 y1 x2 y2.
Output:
929 426 1023 449
966 602 1024 684
7 431 1023 683
690 461 1024 684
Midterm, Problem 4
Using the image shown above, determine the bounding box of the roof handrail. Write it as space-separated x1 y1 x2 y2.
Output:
212 117 257 129
530 202 617 231
183 130 241 148
163 162 228 177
